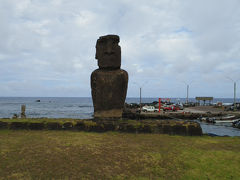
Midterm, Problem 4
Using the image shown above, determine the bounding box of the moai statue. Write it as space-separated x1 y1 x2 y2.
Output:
21 104 26 118
91 35 128 119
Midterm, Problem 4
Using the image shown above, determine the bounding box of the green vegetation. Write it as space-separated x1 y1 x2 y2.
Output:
0 130 239 179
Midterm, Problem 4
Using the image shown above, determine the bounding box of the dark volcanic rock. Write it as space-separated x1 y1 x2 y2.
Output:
95 35 121 69
0 121 8 129
188 123 202 136
62 122 73 130
91 69 128 118
28 122 44 130
10 122 28 130
46 122 62 130
91 35 128 119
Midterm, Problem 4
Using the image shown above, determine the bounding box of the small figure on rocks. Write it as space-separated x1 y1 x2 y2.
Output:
12 113 18 119
91 35 128 119
21 104 26 119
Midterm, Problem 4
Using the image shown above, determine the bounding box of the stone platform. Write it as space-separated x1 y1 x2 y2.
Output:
0 119 202 136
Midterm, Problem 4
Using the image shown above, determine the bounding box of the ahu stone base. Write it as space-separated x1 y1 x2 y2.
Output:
0 119 202 136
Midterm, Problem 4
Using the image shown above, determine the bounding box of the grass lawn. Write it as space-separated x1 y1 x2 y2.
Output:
0 130 239 179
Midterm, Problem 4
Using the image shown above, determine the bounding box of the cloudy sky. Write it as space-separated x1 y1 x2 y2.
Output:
0 0 240 98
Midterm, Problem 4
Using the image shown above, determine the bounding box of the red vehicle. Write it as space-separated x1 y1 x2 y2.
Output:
162 105 179 111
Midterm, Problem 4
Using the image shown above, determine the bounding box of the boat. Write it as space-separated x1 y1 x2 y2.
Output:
199 115 237 123
214 115 235 120
215 118 240 123
232 119 240 129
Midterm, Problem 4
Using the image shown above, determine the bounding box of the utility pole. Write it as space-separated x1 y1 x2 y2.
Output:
234 82 236 110
133 81 148 113
182 81 193 104
140 87 142 112
226 77 239 111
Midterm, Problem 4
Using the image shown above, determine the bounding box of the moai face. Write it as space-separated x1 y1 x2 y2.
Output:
95 35 121 69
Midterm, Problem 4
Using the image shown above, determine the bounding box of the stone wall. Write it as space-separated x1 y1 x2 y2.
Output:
0 119 202 136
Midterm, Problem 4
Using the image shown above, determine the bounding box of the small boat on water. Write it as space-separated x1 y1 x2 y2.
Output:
232 120 240 129
215 118 240 123
214 115 236 120
199 115 238 123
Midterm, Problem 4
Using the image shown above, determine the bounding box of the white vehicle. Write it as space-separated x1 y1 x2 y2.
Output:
142 106 158 112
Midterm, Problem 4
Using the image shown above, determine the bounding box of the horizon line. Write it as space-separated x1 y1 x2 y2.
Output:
0 96 238 99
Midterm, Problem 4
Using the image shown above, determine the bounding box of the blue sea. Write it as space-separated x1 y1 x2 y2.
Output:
0 97 239 136
1 97 238 119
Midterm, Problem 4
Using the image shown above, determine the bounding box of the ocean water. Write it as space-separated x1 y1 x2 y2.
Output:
0 97 93 119
0 97 239 136
0 97 238 119
199 122 240 137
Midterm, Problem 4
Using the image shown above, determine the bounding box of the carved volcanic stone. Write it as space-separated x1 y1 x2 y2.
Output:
95 35 121 69
91 35 128 119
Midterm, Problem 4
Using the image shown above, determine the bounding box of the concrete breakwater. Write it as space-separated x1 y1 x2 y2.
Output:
0 119 202 136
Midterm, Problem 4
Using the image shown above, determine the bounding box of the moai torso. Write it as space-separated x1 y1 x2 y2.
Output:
91 35 128 119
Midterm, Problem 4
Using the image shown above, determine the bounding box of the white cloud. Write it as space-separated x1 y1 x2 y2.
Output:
0 0 240 97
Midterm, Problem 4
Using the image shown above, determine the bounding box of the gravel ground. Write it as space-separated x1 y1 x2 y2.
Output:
183 106 225 113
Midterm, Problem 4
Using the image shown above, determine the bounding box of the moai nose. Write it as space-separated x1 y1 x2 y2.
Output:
105 42 114 54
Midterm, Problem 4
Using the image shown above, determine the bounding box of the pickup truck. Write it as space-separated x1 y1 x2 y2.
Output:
142 106 158 112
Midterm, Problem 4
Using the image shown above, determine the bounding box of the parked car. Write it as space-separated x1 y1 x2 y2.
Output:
174 103 184 110
142 106 158 112
162 105 178 111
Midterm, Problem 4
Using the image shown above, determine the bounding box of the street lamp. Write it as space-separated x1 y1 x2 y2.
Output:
226 77 240 110
133 81 148 112
182 81 194 104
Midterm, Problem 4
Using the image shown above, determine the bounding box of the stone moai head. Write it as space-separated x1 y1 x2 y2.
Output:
95 35 121 69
